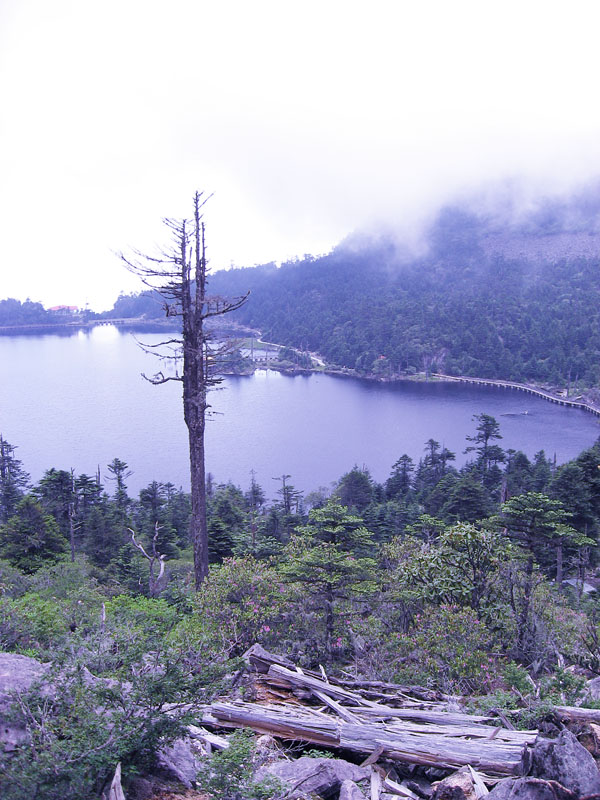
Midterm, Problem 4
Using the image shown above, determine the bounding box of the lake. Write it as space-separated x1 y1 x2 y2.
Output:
1 326 599 497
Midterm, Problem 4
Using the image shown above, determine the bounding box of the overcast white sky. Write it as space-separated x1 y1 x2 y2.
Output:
2 0 600 310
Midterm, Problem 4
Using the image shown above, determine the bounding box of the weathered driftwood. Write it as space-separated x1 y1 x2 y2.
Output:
554 705 600 724
204 699 537 777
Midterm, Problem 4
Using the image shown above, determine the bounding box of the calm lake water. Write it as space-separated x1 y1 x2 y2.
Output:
1 326 599 496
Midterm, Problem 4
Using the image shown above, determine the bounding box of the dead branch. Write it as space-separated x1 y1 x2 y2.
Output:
129 523 167 597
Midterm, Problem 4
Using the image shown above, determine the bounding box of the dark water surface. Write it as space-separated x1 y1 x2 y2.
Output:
1 327 599 495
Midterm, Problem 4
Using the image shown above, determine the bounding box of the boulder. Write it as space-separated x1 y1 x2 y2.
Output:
578 722 600 758
156 736 201 788
124 775 155 800
528 729 600 796
488 777 576 800
586 676 600 702
0 652 49 709
339 779 368 800
262 756 369 799
0 652 50 752
431 766 484 800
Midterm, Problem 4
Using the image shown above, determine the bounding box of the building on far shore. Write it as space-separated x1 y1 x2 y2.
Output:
48 305 80 314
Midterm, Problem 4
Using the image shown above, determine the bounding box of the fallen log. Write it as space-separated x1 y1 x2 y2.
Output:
206 700 340 748
228 647 538 779
338 719 531 775
266 665 528 734
204 700 537 777
554 705 600 725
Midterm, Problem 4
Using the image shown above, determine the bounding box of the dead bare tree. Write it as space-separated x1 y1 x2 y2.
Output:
120 191 248 588
129 523 167 597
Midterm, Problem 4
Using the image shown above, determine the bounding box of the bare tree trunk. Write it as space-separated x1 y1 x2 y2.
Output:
120 190 248 590
188 415 208 585
556 541 563 586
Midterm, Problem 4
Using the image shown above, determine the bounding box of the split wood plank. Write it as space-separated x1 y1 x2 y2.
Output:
381 773 421 800
268 664 386 708
468 765 490 798
313 689 362 723
370 765 382 800
361 745 385 767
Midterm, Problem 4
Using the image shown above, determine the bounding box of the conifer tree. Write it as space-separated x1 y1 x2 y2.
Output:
0 435 29 524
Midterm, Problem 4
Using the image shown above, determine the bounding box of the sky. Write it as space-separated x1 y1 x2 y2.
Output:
2 0 600 311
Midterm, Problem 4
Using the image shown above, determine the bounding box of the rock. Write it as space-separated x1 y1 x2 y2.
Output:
431 766 481 800
262 756 369 799
586 676 600 702
339 779 368 800
406 778 434 799
488 777 576 800
0 652 49 710
578 722 600 757
528 729 600 795
156 736 201 788
0 652 50 753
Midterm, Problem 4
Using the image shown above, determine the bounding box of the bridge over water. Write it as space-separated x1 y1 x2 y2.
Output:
433 373 600 418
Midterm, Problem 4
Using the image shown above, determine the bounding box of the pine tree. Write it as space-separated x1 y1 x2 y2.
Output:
0 435 30 524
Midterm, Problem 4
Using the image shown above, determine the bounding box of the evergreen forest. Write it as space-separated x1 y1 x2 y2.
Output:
2 415 600 796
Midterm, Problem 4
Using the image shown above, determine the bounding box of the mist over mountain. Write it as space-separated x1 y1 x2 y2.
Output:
97 184 600 389
206 184 600 388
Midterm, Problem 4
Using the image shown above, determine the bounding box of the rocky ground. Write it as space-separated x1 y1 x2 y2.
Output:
3 648 600 800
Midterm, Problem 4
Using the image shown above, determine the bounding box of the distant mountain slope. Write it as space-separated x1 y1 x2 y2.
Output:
207 191 600 388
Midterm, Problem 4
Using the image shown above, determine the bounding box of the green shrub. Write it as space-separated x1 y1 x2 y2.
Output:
197 728 283 800
503 661 532 695
175 557 288 660
391 604 500 693
0 655 196 800
539 667 586 705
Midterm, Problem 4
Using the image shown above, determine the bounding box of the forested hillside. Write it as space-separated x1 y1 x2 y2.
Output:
206 193 600 388
2 417 600 796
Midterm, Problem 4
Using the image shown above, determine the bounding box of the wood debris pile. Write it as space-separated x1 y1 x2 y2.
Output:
202 645 538 781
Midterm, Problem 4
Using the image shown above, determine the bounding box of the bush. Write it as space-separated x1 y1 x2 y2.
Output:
391 604 500 693
0 655 195 800
197 728 282 800
176 557 288 659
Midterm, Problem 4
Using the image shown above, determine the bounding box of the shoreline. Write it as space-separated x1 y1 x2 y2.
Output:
2 321 599 418
251 355 600 419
